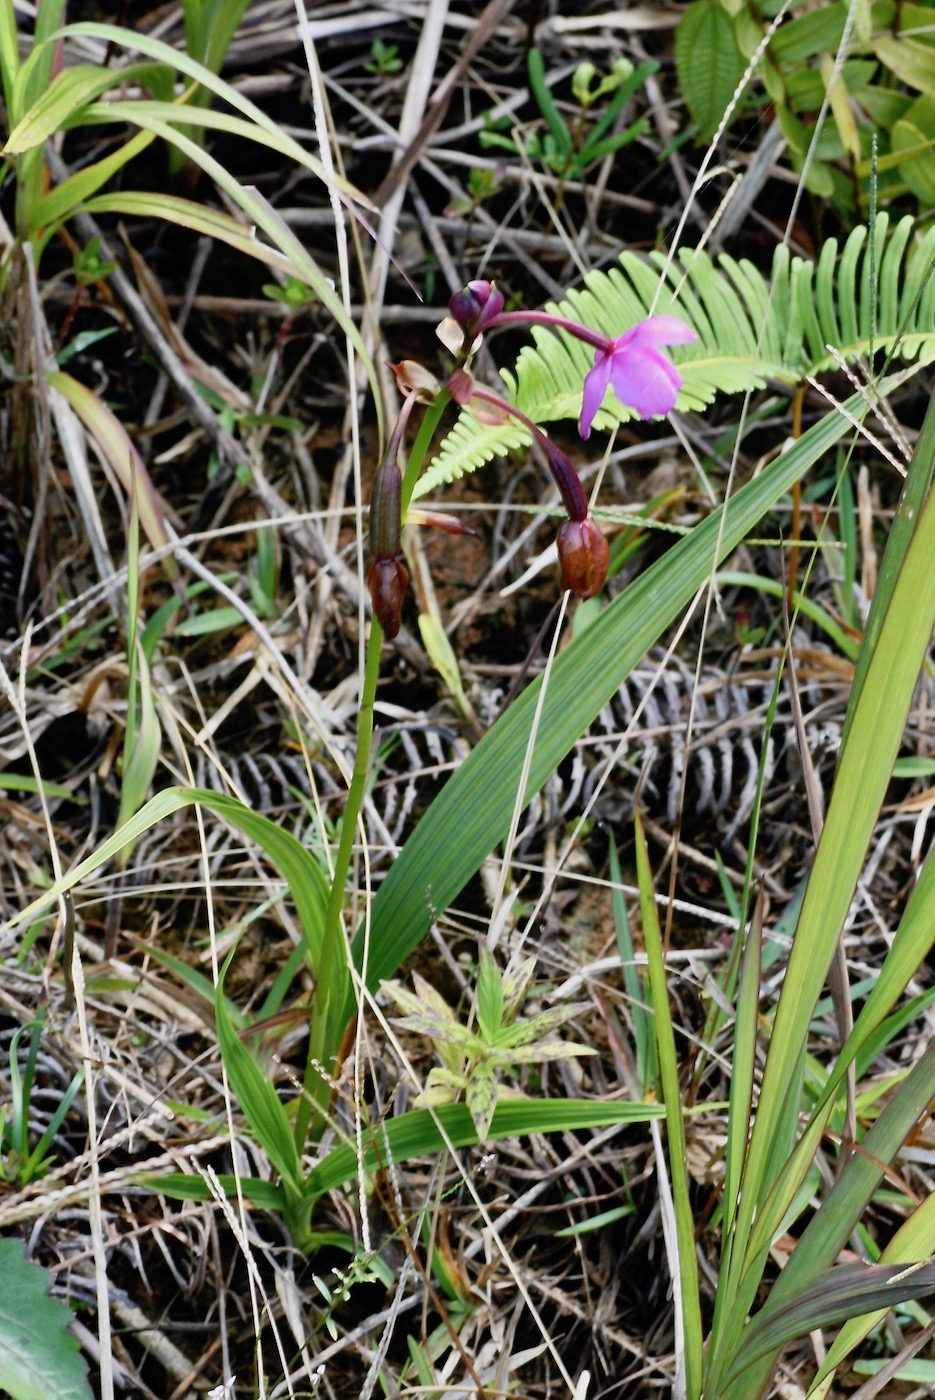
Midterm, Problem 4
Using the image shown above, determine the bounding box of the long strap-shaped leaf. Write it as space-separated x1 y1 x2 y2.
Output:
349 390 870 1012
706 383 935 1395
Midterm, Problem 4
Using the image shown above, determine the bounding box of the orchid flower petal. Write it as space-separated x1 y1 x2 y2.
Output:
610 348 683 418
626 315 698 349
579 351 613 439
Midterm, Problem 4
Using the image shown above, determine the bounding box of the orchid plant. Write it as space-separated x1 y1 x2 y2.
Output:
367 280 697 629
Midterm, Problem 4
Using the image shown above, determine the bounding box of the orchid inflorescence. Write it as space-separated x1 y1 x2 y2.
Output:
367 278 696 636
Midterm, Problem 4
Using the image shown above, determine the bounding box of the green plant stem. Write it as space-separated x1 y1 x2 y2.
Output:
295 385 452 1149
401 388 450 514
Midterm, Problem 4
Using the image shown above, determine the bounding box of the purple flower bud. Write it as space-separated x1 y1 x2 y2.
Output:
448 280 505 338
367 558 409 638
556 517 609 600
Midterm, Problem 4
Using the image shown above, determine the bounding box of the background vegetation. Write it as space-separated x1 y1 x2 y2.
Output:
0 1 934 1397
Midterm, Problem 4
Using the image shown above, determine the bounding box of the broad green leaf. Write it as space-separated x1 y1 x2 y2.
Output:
0 1239 92 1400
874 32 935 98
0 0 18 124
892 100 935 205
768 3 848 65
303 1098 666 1202
148 1099 666 1249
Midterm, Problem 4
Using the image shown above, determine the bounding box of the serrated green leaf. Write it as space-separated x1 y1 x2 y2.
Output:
674 0 747 141
0 1239 92 1400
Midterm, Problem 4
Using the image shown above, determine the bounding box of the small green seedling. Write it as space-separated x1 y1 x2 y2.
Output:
364 38 403 77
384 950 594 1143
261 274 317 310
446 164 504 219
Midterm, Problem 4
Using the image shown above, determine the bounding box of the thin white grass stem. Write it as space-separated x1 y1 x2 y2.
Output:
651 1119 687 1400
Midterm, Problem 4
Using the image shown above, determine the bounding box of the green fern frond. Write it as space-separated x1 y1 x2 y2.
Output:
416 213 935 499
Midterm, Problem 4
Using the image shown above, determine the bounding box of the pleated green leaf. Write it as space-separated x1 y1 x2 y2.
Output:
674 0 748 142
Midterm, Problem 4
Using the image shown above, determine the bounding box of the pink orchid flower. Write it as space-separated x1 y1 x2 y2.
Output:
579 315 698 439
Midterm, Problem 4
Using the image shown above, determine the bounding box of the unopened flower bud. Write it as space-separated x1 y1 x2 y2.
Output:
367 558 409 638
369 461 402 562
556 516 609 600
543 440 588 522
448 280 505 338
368 461 409 636
447 367 474 407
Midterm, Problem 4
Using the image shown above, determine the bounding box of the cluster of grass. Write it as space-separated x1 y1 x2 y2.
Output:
0 2 934 1398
